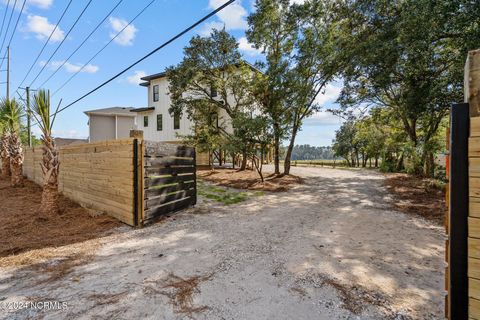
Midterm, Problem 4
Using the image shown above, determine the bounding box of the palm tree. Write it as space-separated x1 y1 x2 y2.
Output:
32 90 59 215
0 98 24 186
0 112 11 178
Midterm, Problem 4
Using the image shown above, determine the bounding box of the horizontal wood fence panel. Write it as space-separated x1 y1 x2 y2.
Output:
23 139 137 226
470 258 480 280
142 141 196 224
470 238 480 259
471 298 480 319
472 198 480 218
145 173 195 188
471 278 480 300
470 217 480 239
146 189 195 210
144 197 195 221
145 165 195 176
145 157 195 167
145 181 196 198
472 117 480 138
144 141 196 158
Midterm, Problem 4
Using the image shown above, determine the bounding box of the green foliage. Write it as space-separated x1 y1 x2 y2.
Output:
330 0 478 176
287 145 336 160
0 98 23 134
197 182 263 205
31 89 55 139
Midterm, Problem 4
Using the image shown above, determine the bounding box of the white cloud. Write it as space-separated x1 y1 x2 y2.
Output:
199 21 224 36
200 0 247 35
42 60 99 74
27 0 53 9
238 36 261 56
109 17 137 46
306 111 343 126
127 70 146 85
314 83 342 106
24 15 64 41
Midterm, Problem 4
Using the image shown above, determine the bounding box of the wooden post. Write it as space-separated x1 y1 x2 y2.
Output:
448 103 469 319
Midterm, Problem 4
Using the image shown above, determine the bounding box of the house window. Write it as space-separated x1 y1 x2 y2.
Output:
144 115 148 127
157 114 163 131
210 84 217 98
174 113 180 130
153 85 159 102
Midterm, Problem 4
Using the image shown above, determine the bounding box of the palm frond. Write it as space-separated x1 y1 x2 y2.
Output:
0 98 23 134
32 89 52 136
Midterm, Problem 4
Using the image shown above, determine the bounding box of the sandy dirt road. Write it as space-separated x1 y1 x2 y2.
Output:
0 167 445 319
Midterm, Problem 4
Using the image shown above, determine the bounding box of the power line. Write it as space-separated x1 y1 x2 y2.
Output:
28 0 94 88
0 0 27 71
0 0 11 43
0 0 18 57
15 0 73 96
36 0 124 89
52 0 235 117
52 0 156 96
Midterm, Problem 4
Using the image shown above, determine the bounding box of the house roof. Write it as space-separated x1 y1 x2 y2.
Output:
84 107 137 117
139 61 263 86
130 107 155 113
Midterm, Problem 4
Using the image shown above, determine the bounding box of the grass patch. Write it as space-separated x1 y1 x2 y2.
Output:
198 181 262 205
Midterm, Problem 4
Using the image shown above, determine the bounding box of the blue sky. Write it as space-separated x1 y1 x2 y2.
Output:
3 0 342 146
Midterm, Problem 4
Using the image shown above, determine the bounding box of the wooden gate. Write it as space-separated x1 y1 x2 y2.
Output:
139 141 197 225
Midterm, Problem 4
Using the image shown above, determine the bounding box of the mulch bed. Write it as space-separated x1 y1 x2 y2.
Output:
0 176 121 260
198 168 303 192
384 173 446 224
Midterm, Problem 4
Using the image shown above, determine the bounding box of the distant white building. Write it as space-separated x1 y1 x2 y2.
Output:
134 71 233 143
84 107 137 142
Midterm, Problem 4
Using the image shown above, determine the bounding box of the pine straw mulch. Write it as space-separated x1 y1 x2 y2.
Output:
197 168 303 192
383 173 446 225
143 273 213 316
0 176 121 267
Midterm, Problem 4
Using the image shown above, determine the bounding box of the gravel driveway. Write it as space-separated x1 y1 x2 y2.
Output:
0 167 445 319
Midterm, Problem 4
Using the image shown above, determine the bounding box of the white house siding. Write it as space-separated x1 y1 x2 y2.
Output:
89 115 115 142
137 77 193 142
116 116 137 139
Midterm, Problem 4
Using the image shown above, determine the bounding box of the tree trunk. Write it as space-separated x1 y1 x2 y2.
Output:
273 122 280 175
425 151 435 178
40 136 59 215
375 156 379 168
1 154 10 178
284 124 299 175
10 158 23 187
40 183 59 216
7 133 23 187
240 149 247 171
0 134 10 178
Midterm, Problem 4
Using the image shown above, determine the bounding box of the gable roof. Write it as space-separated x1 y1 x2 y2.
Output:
84 107 136 117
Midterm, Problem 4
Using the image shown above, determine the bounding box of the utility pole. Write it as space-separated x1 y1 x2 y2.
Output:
6 46 10 100
26 86 31 147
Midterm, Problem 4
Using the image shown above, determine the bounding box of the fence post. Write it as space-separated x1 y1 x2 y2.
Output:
448 103 469 319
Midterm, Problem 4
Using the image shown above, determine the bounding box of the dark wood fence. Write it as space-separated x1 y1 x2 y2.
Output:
142 141 196 224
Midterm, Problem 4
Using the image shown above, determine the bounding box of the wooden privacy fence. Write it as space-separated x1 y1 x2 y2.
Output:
141 141 197 224
446 49 480 319
22 138 197 227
